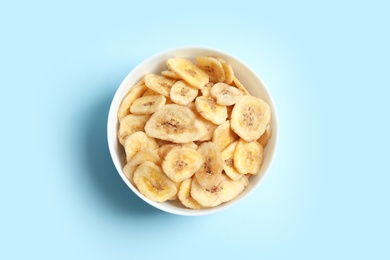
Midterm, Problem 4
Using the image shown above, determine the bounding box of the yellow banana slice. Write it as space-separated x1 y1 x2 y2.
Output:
190 177 222 207
123 131 159 162
123 149 161 186
191 173 246 207
210 82 244 106
233 138 264 175
166 58 209 89
157 142 198 160
162 146 202 182
216 174 247 203
211 120 238 150
196 114 218 142
117 80 147 120
144 104 207 143
142 88 160 96
231 95 271 142
194 141 223 190
201 82 214 96
221 141 244 180
129 95 166 115
217 57 234 85
161 70 181 80
178 179 203 209
117 114 151 145
133 161 177 202
196 56 226 83
144 74 176 97
257 124 272 148
170 80 198 106
232 76 250 95
195 96 227 125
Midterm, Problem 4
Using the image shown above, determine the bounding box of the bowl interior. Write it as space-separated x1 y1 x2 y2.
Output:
107 47 278 216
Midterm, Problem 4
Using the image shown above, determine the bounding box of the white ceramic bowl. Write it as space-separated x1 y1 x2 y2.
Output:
107 47 278 216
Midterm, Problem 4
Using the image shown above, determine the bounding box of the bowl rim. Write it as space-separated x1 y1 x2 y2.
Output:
107 46 279 216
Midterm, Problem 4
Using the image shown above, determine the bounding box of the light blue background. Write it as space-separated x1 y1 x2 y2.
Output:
1 0 389 259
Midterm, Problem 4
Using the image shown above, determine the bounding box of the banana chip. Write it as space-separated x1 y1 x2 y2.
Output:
117 55 272 209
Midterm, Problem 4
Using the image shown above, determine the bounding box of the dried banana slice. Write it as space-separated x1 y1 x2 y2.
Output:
142 88 160 96
190 177 222 208
144 74 176 97
195 96 227 125
123 131 158 162
196 56 226 83
221 141 244 180
178 179 203 209
217 57 234 84
144 104 207 143
257 124 272 148
201 82 214 96
232 76 250 95
170 80 198 106
133 161 177 202
233 138 264 175
210 82 244 106
191 173 247 208
194 141 223 190
117 80 147 120
216 174 247 203
123 149 161 186
161 70 181 80
130 95 166 115
162 146 202 182
196 114 218 142
117 114 151 145
166 58 209 89
231 95 271 142
157 142 198 160
211 120 238 150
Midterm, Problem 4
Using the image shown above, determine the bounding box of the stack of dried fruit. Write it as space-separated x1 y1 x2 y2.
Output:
117 56 272 209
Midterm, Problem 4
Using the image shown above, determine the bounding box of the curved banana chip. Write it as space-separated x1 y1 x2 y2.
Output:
196 56 225 83
157 142 198 160
231 95 271 142
144 74 176 97
178 178 203 209
190 177 221 207
221 141 244 180
161 70 181 80
191 173 247 207
166 58 209 89
142 88 160 96
123 149 161 186
145 104 207 143
257 124 272 148
195 113 217 141
117 80 147 120
195 96 227 125
162 146 202 183
130 95 166 115
170 80 198 106
210 82 244 106
124 131 159 162
117 114 151 145
194 141 223 190
233 138 264 175
133 161 177 202
232 76 250 95
201 82 214 97
212 120 238 150
216 174 248 203
216 57 234 85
